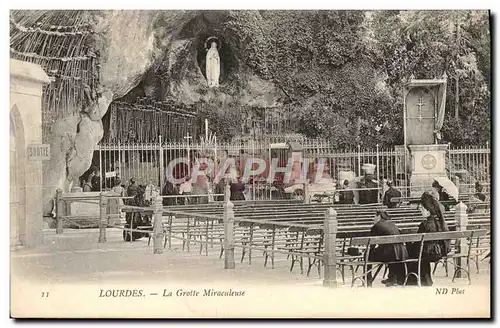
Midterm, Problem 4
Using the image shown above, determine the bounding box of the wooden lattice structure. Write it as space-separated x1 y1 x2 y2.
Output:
10 10 100 142
102 98 200 143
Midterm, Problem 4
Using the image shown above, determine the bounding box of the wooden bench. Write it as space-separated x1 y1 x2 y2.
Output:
160 203 395 260
391 195 490 210
114 201 491 290
132 201 489 284
349 229 488 287
157 202 489 277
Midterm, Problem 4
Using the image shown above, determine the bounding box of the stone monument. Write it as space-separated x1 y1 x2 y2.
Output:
403 77 451 197
206 40 220 88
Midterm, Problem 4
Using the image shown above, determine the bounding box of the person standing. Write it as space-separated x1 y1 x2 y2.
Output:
145 180 156 204
124 185 152 242
179 176 193 205
112 178 125 196
338 180 355 204
230 177 246 201
110 178 125 221
91 167 101 192
359 174 379 204
214 177 227 201
82 173 93 192
383 180 402 208
127 178 139 199
162 180 179 206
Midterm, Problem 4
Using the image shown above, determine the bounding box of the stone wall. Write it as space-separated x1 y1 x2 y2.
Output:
10 59 50 248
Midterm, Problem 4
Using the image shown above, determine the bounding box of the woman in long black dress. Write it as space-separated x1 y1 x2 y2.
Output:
406 192 451 286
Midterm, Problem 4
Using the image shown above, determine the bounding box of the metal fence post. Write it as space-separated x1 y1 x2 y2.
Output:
304 182 310 204
98 192 108 243
376 144 380 203
454 175 461 195
55 188 64 234
455 202 468 278
224 183 231 203
357 144 361 177
208 183 214 203
153 195 164 254
223 201 235 269
159 135 165 189
323 207 338 287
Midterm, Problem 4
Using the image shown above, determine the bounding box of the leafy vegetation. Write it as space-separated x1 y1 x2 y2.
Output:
220 10 490 147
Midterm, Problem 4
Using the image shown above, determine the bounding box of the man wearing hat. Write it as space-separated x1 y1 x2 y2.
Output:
358 164 379 204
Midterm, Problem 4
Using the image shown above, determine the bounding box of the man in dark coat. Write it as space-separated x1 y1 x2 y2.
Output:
125 177 139 230
214 178 227 201
368 210 409 286
127 178 139 199
124 185 152 242
383 181 402 208
338 180 355 204
162 180 179 206
91 168 101 192
359 174 379 204
230 177 246 201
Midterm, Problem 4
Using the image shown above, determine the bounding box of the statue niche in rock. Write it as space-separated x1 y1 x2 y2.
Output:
205 39 220 88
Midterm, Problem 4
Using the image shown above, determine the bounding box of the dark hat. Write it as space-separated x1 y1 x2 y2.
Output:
420 191 440 215
432 180 441 188
376 210 390 220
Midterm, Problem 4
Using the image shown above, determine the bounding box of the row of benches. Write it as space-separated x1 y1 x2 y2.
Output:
118 200 490 286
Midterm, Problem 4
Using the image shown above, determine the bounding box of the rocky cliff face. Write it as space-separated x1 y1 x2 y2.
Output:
41 10 284 214
42 10 195 213
125 12 285 108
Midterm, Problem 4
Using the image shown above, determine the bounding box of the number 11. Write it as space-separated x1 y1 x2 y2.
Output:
41 292 49 298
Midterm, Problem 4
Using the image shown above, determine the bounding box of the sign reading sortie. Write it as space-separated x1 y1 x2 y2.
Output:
27 144 50 161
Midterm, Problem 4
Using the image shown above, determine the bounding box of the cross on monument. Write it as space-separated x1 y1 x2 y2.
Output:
416 97 426 122
184 132 193 176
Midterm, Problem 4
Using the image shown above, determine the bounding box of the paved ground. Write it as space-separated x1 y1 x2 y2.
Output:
11 228 490 287
10 229 491 318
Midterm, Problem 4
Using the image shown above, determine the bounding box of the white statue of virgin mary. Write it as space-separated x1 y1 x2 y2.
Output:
206 41 220 88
